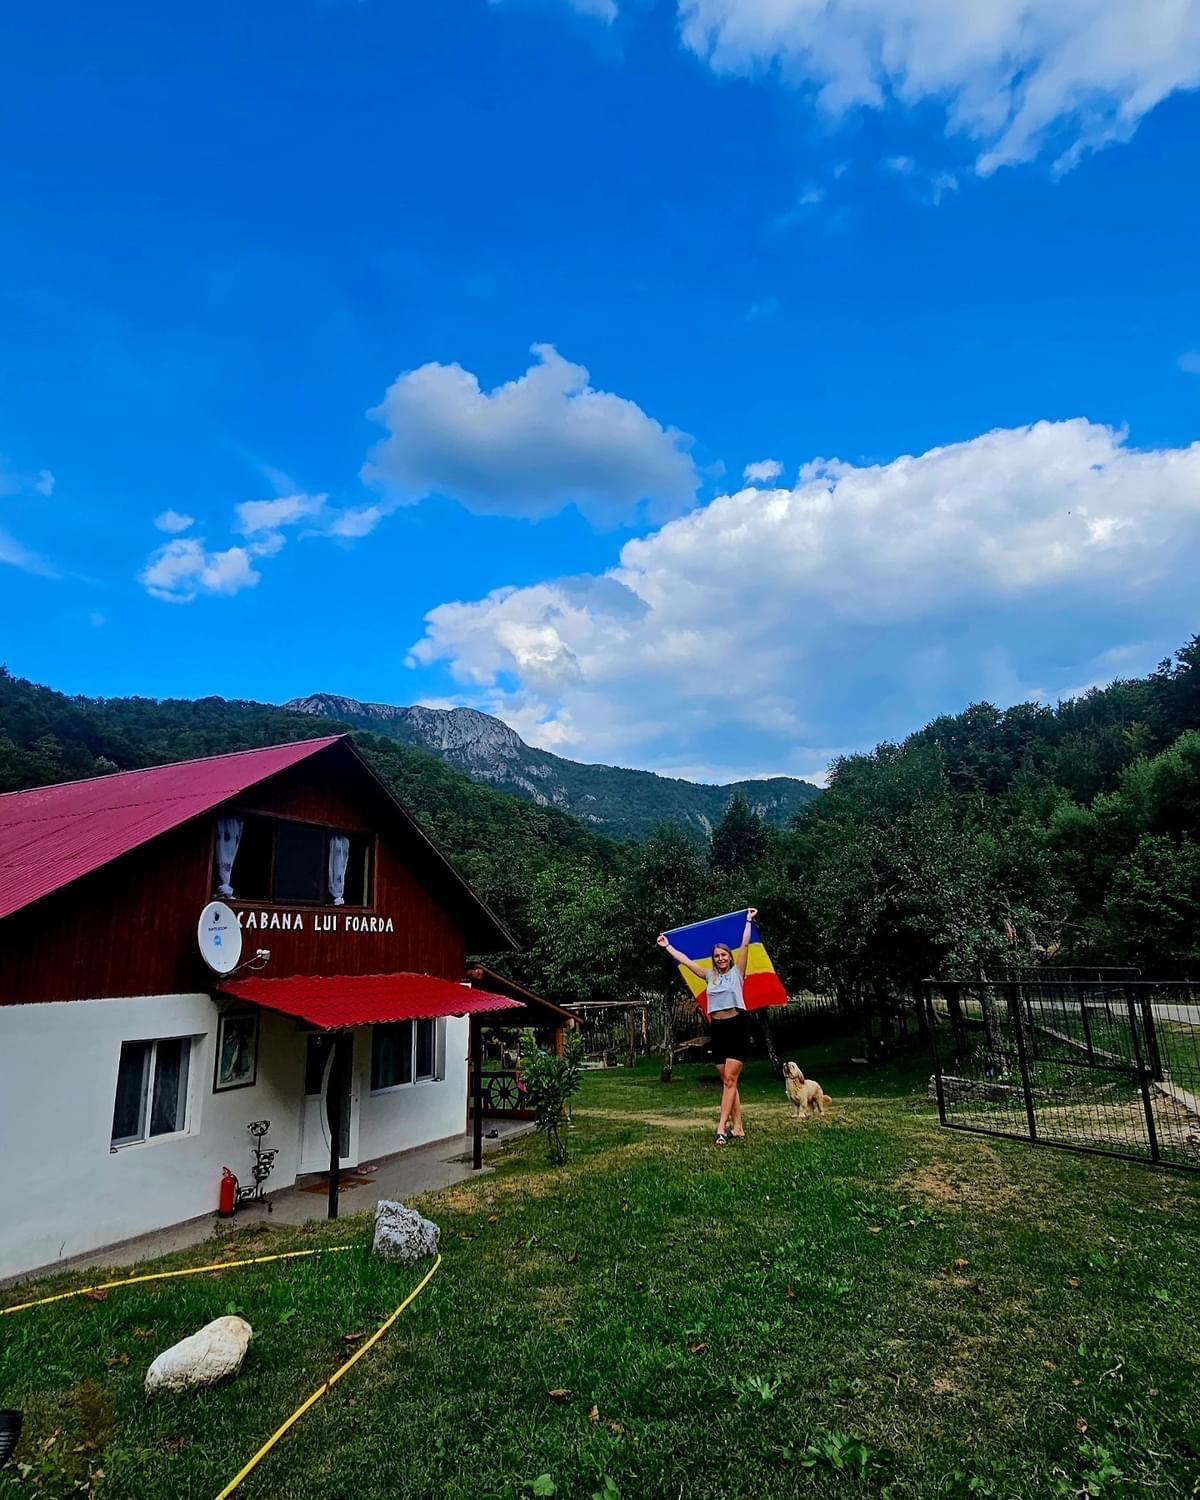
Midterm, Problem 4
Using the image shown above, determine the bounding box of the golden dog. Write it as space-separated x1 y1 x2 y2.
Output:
784 1060 832 1117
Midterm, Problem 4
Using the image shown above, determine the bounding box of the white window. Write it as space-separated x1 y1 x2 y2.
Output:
111 1037 192 1148
371 1019 439 1092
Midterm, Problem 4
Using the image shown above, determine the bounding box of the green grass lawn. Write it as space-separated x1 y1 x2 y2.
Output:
3 1039 1198 1499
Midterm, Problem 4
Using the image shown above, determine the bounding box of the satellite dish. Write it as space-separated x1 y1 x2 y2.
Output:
198 900 243 975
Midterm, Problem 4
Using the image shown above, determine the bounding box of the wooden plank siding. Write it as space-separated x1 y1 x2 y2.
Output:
0 752 468 1006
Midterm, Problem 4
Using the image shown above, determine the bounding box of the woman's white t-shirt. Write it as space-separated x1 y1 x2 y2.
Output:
706 965 746 1012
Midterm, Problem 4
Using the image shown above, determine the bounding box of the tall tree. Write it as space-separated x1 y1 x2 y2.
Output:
626 825 712 1080
710 793 771 877
1151 634 1200 746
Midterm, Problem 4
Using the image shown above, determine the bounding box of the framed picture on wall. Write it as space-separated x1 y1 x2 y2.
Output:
214 1008 260 1092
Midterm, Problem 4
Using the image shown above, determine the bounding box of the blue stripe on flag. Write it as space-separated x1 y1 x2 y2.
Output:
664 910 761 958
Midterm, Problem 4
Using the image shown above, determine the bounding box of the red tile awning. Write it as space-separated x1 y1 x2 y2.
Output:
218 973 523 1030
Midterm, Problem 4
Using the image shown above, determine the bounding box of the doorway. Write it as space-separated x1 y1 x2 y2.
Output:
299 1032 358 1173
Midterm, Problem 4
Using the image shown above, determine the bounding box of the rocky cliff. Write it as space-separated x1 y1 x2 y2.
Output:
285 693 820 840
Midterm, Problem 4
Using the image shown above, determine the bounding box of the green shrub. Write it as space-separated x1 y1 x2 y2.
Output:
521 1029 585 1165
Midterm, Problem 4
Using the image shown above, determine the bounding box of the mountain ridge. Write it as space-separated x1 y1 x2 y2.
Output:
284 692 820 840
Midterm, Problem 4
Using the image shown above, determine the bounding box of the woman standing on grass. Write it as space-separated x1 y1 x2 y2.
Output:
657 908 757 1146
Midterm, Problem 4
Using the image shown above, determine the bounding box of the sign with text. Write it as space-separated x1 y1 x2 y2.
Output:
235 909 396 934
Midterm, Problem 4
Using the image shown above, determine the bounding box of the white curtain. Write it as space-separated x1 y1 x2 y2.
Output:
215 816 244 898
328 834 350 906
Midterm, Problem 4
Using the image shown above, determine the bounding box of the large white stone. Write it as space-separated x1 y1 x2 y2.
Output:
372 1199 440 1263
144 1316 253 1395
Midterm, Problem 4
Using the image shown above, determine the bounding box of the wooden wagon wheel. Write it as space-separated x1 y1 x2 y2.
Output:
486 1073 521 1112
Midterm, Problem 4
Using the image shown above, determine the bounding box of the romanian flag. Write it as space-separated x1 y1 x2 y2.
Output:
664 911 789 1016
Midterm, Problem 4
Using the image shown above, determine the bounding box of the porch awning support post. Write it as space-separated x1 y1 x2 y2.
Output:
471 1016 484 1170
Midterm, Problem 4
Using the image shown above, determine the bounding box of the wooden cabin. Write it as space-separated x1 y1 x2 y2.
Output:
0 735 564 1279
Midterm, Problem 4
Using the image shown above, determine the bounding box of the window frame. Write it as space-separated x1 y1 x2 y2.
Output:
369 1018 441 1095
212 813 377 911
110 1036 194 1151
414 1017 436 1083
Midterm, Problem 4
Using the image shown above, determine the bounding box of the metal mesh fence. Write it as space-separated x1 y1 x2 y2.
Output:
927 979 1200 1171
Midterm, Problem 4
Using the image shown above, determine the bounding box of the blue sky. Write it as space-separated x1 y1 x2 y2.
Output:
2 0 1199 783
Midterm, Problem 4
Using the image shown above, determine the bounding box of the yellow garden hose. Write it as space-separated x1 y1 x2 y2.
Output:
1 1240 443 1500
0 1246 353 1316
213 1251 442 1498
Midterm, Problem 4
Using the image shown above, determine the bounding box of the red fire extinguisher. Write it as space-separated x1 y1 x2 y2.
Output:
218 1166 239 1218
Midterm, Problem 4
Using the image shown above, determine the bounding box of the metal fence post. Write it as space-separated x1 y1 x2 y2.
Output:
1079 997 1096 1067
924 981 948 1126
1007 982 1038 1143
946 980 966 1058
1126 991 1160 1164
1139 992 1164 1082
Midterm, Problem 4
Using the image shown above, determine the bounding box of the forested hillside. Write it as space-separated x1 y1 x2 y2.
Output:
3 636 1199 1012
522 636 1200 1019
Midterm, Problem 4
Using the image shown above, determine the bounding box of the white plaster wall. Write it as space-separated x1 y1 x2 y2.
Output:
0 994 308 1279
0 998 472 1280
356 1016 469 1162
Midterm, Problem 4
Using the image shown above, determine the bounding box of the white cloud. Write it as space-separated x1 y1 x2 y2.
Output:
1059 639 1163 699
409 419 1200 778
139 538 261 604
0 459 54 501
1180 351 1200 374
326 505 385 539
678 0 1200 174
518 0 617 15
154 509 195 534
0 458 55 572
255 461 303 496
362 343 699 526
141 491 328 601
0 527 54 576
248 530 287 559
769 185 829 232
885 157 961 203
744 458 784 483
234 492 327 535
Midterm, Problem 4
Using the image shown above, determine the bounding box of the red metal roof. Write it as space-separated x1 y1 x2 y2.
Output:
219 972 523 1029
0 737 343 923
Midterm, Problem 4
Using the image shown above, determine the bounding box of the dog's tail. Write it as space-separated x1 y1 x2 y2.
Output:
821 1092 833 1106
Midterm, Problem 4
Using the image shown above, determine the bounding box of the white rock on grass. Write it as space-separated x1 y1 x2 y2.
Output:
373 1199 440 1262
144 1316 253 1395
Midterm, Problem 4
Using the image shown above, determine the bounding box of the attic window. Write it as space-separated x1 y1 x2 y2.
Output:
214 815 373 907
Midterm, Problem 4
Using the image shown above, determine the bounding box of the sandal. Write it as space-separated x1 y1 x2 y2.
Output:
715 1132 729 1146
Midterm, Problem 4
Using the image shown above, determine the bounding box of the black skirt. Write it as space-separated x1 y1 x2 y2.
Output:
708 1009 753 1064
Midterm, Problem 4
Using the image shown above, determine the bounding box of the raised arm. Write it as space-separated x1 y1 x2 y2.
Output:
735 908 757 977
657 933 708 980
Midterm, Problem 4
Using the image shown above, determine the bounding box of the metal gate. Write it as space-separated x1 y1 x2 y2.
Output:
926 979 1200 1172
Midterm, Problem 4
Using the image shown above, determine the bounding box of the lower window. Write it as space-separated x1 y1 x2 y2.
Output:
371 1019 438 1091
111 1037 192 1147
